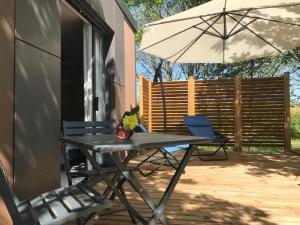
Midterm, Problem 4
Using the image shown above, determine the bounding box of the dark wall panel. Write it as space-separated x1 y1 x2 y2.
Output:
114 5 126 119
0 0 15 223
115 5 125 86
14 40 61 199
16 0 61 57
0 0 14 186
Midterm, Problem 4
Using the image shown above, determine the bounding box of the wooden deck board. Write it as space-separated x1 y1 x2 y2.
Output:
67 152 300 225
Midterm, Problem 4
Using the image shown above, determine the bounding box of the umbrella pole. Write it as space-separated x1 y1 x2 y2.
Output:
158 73 167 133
153 61 167 133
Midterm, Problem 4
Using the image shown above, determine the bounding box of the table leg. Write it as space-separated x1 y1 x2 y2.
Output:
102 151 139 224
148 145 194 225
103 150 135 198
110 145 194 225
80 148 147 224
110 153 171 225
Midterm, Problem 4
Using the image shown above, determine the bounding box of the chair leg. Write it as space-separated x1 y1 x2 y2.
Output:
136 149 160 168
80 213 98 225
135 150 167 177
136 162 164 177
63 148 73 186
164 153 180 170
149 149 180 167
136 149 185 177
138 153 177 177
76 218 82 225
196 147 202 161
165 151 181 166
222 144 229 160
197 143 229 161
136 156 173 177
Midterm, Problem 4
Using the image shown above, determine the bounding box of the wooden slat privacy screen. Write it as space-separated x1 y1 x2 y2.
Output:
139 74 291 151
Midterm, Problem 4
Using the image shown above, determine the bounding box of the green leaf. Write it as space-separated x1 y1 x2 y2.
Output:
122 111 131 118
131 105 140 114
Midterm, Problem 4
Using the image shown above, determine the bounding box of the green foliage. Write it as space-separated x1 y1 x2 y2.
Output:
131 105 140 115
291 111 300 139
121 105 140 118
292 139 300 150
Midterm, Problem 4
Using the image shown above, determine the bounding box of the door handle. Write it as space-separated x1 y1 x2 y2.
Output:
94 97 99 111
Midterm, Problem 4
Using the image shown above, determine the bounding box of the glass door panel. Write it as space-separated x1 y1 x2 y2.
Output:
93 28 106 121
83 23 93 121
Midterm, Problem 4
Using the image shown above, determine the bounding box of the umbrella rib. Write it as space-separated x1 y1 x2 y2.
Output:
227 10 250 37
227 14 282 53
194 27 223 38
227 18 257 38
231 3 300 12
147 3 300 27
173 15 223 63
230 12 300 28
141 14 220 51
147 14 220 27
199 16 224 38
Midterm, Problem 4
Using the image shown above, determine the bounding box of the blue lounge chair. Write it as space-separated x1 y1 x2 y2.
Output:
135 125 189 176
184 116 229 160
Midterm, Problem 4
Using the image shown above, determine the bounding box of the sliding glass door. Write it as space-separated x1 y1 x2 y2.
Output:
93 28 106 121
62 0 114 123
83 23 93 121
83 24 106 121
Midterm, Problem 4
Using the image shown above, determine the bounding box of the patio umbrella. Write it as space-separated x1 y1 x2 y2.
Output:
140 0 300 132
140 0 300 64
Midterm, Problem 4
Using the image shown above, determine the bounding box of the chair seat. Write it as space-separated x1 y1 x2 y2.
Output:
184 116 229 161
18 184 113 225
162 144 189 152
71 167 118 177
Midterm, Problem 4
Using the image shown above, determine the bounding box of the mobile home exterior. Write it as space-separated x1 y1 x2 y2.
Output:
0 0 136 222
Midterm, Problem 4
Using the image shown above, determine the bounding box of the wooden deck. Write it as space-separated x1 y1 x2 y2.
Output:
68 152 300 225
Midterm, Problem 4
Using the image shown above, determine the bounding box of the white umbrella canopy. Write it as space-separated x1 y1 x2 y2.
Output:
140 0 300 64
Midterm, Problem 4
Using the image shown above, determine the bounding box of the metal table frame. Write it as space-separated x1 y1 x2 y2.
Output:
61 133 210 225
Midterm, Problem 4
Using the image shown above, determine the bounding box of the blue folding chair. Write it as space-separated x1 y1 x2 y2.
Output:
135 125 189 176
184 116 229 161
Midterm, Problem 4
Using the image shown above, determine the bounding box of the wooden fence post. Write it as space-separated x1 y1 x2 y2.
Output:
148 79 153 132
188 76 195 116
283 72 291 152
234 76 242 151
139 75 144 124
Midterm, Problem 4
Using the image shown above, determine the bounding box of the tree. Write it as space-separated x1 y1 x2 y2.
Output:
125 0 300 81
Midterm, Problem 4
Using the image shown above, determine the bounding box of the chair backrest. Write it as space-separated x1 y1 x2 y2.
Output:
136 124 148 133
63 121 114 167
0 163 24 225
184 116 217 140
63 121 113 136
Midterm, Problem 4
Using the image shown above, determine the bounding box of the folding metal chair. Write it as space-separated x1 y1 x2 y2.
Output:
184 115 229 161
135 125 189 176
0 163 113 225
62 121 114 185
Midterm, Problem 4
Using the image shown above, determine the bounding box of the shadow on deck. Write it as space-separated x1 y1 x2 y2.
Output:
68 152 300 225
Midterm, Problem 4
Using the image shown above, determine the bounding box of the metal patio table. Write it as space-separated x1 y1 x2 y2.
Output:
60 132 211 225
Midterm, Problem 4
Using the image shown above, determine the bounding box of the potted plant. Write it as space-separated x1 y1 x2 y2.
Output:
116 106 139 140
